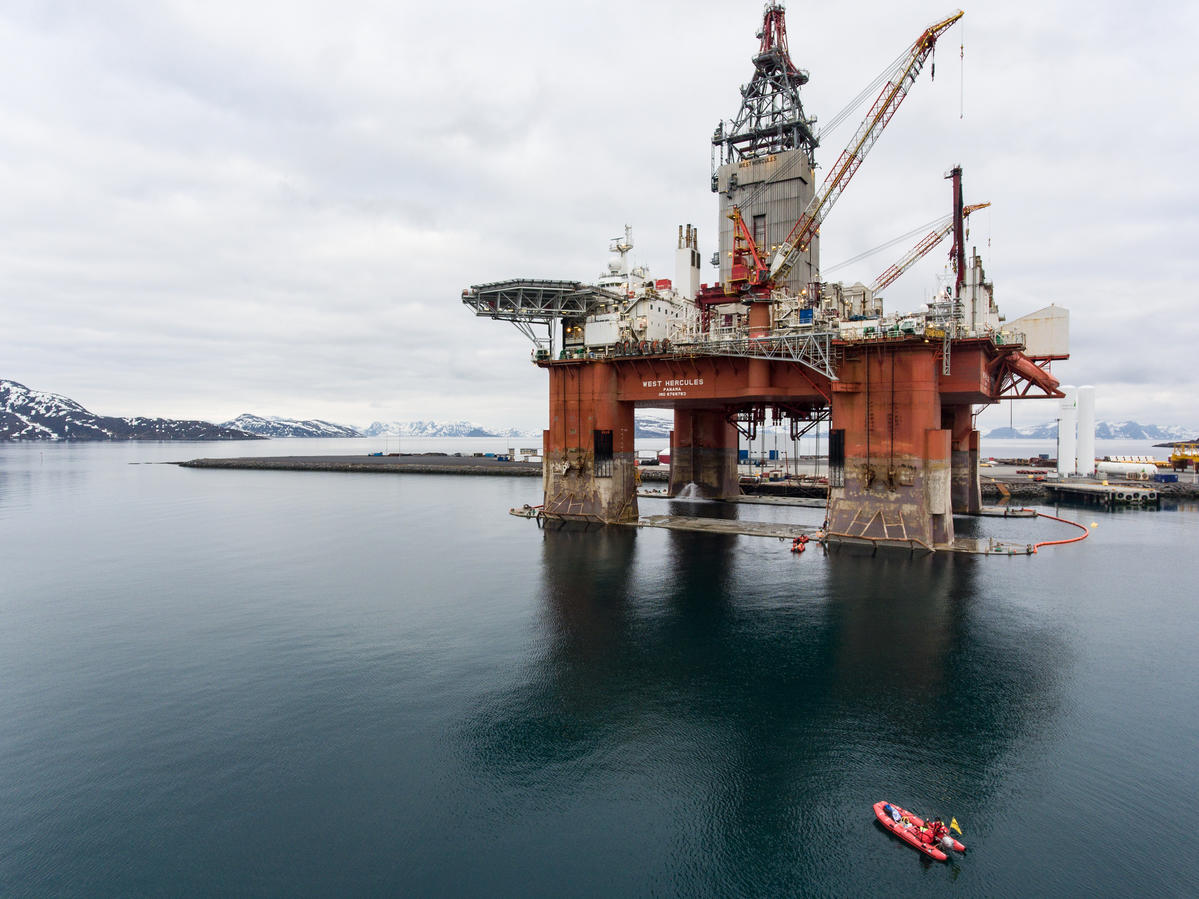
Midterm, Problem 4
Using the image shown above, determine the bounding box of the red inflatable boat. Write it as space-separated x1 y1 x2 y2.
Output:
873 801 966 861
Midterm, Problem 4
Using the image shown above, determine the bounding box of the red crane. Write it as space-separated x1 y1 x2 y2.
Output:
724 10 964 296
870 201 989 293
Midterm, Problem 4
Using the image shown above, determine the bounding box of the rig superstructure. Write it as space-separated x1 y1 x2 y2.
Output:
462 3 1068 551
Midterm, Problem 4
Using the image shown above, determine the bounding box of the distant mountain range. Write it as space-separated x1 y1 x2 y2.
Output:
635 412 672 439
632 412 831 440
985 421 1197 440
1 379 544 442
1 379 258 442
221 414 362 439
641 413 1197 443
361 420 529 438
15 375 1186 446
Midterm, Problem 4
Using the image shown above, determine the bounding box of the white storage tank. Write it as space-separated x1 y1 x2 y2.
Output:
1057 387 1077 477
1076 385 1095 476
1096 461 1156 480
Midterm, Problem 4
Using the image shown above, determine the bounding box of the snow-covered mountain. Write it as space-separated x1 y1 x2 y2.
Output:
361 420 530 438
1 379 260 441
222 414 362 438
634 411 832 440
634 412 672 438
985 420 1197 440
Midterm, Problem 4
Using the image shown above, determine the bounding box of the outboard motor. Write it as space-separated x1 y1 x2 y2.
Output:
939 835 955 851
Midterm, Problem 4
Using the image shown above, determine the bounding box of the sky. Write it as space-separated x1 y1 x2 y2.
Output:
2 0 1196 432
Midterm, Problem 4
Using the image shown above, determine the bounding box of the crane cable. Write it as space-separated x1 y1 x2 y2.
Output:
736 43 913 214
822 213 949 275
817 45 911 141
960 22 965 119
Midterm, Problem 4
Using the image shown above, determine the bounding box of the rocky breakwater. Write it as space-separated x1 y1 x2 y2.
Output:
981 481 1051 500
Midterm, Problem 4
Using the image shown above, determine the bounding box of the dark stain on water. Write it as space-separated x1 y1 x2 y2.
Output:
1 442 1197 895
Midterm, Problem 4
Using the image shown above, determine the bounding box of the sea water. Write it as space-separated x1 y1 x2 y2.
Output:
1 439 1197 895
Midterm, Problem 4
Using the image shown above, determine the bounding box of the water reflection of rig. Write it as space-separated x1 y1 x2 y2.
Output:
463 4 1068 551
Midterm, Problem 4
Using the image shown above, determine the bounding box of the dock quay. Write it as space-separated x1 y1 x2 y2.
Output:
1046 481 1160 506
175 456 1198 505
177 453 542 476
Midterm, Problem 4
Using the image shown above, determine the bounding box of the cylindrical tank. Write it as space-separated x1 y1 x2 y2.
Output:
1095 461 1155 480
1057 386 1077 477
1076 385 1096 477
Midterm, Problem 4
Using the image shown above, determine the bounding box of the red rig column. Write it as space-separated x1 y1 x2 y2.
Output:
542 362 637 522
825 343 954 549
669 409 740 498
945 402 982 514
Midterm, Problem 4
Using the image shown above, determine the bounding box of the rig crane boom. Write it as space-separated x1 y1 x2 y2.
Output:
726 9 964 295
870 202 989 293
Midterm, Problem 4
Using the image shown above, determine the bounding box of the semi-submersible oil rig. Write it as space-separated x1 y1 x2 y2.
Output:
463 4 1068 551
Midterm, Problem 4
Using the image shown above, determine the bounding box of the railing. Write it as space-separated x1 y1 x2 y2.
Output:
462 279 623 323
674 332 837 380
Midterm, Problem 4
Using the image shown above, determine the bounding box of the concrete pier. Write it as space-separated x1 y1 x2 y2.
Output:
1047 482 1160 506
177 454 543 476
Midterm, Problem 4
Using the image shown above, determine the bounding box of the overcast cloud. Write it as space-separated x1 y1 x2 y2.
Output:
2 0 1196 432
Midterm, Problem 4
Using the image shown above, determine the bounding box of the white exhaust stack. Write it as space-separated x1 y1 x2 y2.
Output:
674 224 700 300
1057 386 1077 477
1076 385 1096 477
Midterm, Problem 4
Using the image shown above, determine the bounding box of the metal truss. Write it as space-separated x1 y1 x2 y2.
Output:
462 279 622 321
714 2 817 165
988 351 1065 400
677 332 837 381
462 279 624 346
788 405 830 441
724 401 827 441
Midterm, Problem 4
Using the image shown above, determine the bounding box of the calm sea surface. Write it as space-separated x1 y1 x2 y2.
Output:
2 439 1197 896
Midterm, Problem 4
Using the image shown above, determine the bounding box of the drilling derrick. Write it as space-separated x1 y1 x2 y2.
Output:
715 2 818 164
712 1 819 296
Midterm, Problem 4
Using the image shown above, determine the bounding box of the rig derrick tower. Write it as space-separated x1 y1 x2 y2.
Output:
712 1 819 297
715 1 818 166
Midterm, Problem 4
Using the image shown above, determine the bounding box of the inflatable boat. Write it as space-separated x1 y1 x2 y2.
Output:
873 801 965 861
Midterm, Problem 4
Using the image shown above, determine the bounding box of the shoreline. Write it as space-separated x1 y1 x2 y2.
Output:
175 454 1199 500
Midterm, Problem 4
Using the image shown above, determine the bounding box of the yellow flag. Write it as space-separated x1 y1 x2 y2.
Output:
950 817 962 835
